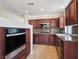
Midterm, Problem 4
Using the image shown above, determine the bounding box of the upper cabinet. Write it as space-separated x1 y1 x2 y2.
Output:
29 18 64 29
29 19 50 29
65 5 70 26
50 18 59 28
65 0 78 26
29 20 40 29
59 16 65 28
70 0 78 25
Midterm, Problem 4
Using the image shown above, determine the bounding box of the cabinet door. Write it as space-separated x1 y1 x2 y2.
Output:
49 35 54 45
70 0 78 25
35 20 40 28
71 42 78 59
25 29 30 57
26 29 30 43
65 5 70 26
50 19 59 28
33 34 39 44
29 20 40 28
38 34 49 44
64 42 71 59
59 16 65 28
0 28 4 59
28 20 36 28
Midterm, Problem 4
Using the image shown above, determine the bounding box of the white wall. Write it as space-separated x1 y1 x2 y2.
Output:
0 10 25 23
0 0 2 9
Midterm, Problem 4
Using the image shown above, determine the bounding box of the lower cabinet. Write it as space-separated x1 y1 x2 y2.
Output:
54 35 78 59
54 35 64 59
26 42 30 56
38 34 49 44
33 34 49 45
33 34 55 45
48 34 55 45
33 34 78 59
64 41 71 59
64 41 78 59
70 42 78 59
33 34 39 44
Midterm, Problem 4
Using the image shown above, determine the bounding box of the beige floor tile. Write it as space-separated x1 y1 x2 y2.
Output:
26 44 59 59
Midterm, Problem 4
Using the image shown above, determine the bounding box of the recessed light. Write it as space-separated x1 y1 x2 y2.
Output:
41 8 44 11
25 10 28 13
60 5 64 8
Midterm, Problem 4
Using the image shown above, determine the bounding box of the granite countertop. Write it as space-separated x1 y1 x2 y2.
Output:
55 34 78 42
33 33 78 42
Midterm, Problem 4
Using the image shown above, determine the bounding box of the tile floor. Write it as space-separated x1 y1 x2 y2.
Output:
26 44 59 59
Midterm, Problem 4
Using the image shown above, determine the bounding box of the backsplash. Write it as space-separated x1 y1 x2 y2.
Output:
33 28 64 34
51 28 64 34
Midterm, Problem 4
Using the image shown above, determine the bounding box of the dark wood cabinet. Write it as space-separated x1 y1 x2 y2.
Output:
33 34 49 45
59 16 65 28
29 18 60 28
54 35 78 59
25 29 30 56
70 0 78 25
33 34 39 44
39 19 49 24
29 20 40 28
50 18 59 28
65 4 70 26
64 41 71 59
70 42 78 59
64 41 78 59
54 35 64 59
38 34 49 44
49 34 55 45
0 27 5 59
65 0 78 25
26 29 30 43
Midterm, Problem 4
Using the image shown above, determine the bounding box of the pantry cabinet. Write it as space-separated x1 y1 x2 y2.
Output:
70 0 78 25
65 0 78 25
65 5 70 26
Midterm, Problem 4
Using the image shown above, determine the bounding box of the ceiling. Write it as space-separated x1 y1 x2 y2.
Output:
0 0 71 17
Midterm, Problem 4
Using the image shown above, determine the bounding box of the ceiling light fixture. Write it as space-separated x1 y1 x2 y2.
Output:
41 8 44 11
25 10 28 13
60 5 64 8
